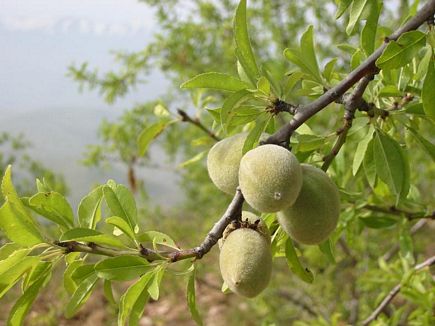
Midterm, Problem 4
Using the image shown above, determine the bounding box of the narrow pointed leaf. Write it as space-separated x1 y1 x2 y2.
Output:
234 0 260 84
0 166 44 246
376 31 426 70
78 186 104 229
346 0 369 35
95 256 152 281
187 265 203 326
118 271 154 326
28 191 74 230
60 228 126 248
181 72 249 91
422 57 435 119
220 89 252 130
352 126 374 175
103 182 138 234
137 121 169 156
65 274 98 318
285 238 314 283
318 238 336 264
373 131 410 203
7 266 52 326
106 216 137 242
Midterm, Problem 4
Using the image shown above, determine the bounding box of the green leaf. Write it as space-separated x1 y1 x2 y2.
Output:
148 265 166 301
220 89 253 131
7 265 52 326
376 31 426 70
28 191 74 230
300 25 321 82
0 248 31 277
60 228 127 248
137 231 179 250
284 238 314 283
422 55 435 119
242 115 270 154
0 201 45 247
361 0 381 55
257 76 270 95
0 166 44 246
118 271 154 326
178 151 207 169
318 238 336 264
22 261 52 291
373 131 410 204
323 58 337 82
415 45 432 81
363 139 376 188
0 243 23 260
180 72 249 91
64 260 82 294
103 182 138 235
336 0 352 19
128 288 149 326
187 264 203 326
0 253 40 299
78 186 104 229
71 264 95 284
137 121 169 156
65 274 98 318
284 26 322 84
352 126 374 175
346 0 369 35
360 216 398 228
407 127 435 161
95 256 152 281
379 85 401 97
106 216 137 243
233 0 260 84
103 280 116 306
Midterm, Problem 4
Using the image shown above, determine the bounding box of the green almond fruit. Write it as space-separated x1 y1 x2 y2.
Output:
219 219 272 298
277 164 340 245
239 144 303 213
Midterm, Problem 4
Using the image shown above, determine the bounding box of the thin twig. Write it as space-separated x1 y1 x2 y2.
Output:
276 290 319 317
321 75 374 171
362 255 435 325
56 189 244 263
383 219 428 262
264 0 435 147
363 204 435 220
177 108 220 141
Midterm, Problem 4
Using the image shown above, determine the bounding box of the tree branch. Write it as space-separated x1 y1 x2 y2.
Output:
362 255 435 325
264 0 435 147
321 75 374 171
382 219 427 262
56 189 244 263
177 108 220 141
363 204 435 220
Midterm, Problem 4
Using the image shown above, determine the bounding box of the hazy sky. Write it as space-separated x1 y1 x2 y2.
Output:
0 0 168 112
0 1 179 206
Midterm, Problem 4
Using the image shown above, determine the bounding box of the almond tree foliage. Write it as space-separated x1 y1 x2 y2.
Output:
1 0 435 325
0 132 69 202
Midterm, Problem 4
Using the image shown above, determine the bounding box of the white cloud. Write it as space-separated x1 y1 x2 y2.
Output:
0 0 157 35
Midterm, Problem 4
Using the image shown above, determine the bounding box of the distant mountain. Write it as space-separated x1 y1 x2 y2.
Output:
1 106 182 208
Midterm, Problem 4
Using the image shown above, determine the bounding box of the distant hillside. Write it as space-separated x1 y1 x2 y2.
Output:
1 106 182 207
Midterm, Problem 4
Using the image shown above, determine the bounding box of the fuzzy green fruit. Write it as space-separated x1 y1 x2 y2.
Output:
207 133 247 195
277 164 340 245
219 212 272 298
238 145 303 213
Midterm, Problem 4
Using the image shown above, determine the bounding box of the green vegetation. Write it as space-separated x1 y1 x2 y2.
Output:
1 0 435 325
